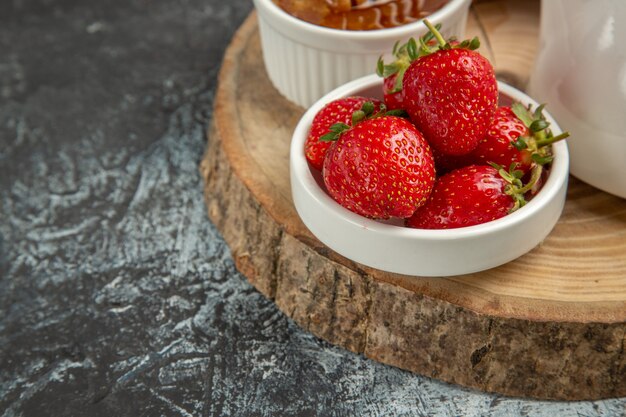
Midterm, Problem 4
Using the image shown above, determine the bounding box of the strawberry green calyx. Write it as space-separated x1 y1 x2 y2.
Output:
319 102 408 142
376 23 443 93
319 122 350 142
351 100 376 125
376 20 480 94
511 103 570 167
486 102 570 212
422 19 480 52
489 162 542 212
376 42 414 93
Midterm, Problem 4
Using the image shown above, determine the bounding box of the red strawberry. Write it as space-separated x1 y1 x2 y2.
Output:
383 73 405 110
323 116 435 219
376 26 455 111
430 106 532 174
305 96 382 170
468 106 533 173
406 164 531 229
432 104 570 175
402 21 498 156
431 146 469 175
377 40 414 111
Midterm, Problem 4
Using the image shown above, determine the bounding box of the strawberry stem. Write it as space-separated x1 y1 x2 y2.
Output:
535 131 570 148
423 19 446 48
492 162 543 213
516 164 543 195
511 102 570 162
506 164 543 212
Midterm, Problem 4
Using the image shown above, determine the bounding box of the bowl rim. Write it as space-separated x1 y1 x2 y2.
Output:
290 74 569 241
253 0 470 41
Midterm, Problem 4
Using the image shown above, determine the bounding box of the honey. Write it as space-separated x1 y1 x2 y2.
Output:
274 0 449 31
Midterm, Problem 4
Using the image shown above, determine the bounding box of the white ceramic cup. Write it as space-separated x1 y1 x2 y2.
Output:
252 0 471 108
528 0 626 199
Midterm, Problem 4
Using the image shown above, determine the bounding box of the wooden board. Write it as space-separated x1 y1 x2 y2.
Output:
200 0 626 400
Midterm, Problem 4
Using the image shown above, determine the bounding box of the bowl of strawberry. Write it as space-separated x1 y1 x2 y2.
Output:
290 22 569 277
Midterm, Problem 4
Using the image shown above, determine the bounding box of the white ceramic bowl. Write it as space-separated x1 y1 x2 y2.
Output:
252 0 470 108
290 74 570 277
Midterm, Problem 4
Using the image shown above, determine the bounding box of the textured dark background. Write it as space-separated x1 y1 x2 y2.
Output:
0 0 624 416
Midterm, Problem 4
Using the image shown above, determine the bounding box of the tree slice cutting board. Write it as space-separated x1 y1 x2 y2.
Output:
201 0 626 400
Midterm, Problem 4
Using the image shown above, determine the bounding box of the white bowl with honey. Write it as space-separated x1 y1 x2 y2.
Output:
252 0 471 108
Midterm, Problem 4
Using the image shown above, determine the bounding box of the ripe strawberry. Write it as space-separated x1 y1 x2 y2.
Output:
465 106 533 173
305 96 382 170
377 26 453 111
406 164 532 229
432 104 570 175
431 146 469 175
402 20 498 156
323 116 435 219
429 106 531 175
504 102 569 170
382 73 405 111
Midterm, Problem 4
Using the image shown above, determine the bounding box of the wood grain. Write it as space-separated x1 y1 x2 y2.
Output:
201 0 626 400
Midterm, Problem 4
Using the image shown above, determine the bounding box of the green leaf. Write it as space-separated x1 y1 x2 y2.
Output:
511 102 534 128
392 40 401 56
532 153 554 165
396 42 408 57
533 103 547 120
493 164 514 184
330 122 350 133
488 161 503 171
392 67 405 92
361 101 375 116
469 37 480 50
510 193 526 211
319 132 338 142
376 56 384 77
385 109 409 118
530 119 550 132
320 122 350 142
407 37 418 60
512 136 528 150
383 63 399 77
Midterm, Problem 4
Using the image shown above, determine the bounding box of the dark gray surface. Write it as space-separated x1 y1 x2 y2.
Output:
0 1 624 416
